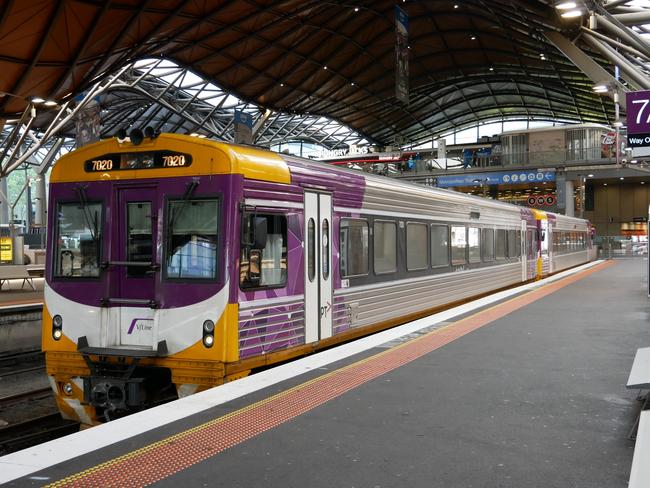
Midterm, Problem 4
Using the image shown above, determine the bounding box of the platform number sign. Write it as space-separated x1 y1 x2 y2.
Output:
627 91 650 147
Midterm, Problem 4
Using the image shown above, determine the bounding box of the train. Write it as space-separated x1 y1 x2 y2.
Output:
42 132 597 425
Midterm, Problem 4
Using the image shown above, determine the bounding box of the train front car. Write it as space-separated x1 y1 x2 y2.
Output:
42 134 287 425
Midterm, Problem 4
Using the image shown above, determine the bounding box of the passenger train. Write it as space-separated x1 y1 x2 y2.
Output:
42 133 597 425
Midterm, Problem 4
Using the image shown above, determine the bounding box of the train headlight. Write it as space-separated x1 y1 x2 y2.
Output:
63 383 73 395
203 334 214 348
52 315 63 340
203 320 215 333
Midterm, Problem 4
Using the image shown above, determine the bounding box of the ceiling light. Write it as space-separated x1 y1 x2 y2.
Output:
642 182 646 185
31 97 45 103
323 66 328 70
604 183 608 186
561 9 583 18
555 1 577 9
454 4 459 8
489 67 494 71
44 100 58 106
470 36 477 40
620 177 624 180
588 174 594 177
593 83 608 93
354 7 359 11
280 83 284 86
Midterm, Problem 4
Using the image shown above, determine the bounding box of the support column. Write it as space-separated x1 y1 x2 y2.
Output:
33 175 47 226
565 179 575 217
0 177 9 225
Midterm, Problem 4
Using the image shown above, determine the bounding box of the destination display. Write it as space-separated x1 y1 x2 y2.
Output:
84 151 192 172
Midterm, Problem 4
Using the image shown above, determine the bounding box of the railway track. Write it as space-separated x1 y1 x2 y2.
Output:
0 413 79 455
0 387 52 408
0 349 45 378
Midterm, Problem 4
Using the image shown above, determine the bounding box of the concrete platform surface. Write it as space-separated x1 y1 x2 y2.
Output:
2 259 647 487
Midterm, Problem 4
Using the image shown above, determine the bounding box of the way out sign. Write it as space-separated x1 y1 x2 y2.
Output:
627 90 650 147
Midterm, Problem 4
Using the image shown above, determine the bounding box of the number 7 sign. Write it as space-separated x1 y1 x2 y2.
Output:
627 90 650 135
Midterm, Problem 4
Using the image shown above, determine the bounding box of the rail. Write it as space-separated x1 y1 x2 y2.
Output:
0 413 79 456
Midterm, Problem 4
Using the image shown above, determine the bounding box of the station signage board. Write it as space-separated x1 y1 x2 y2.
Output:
436 170 555 188
626 90 650 147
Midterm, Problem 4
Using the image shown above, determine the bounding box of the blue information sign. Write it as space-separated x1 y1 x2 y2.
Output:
436 170 555 188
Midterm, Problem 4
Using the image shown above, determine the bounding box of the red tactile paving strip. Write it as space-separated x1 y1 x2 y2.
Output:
46 261 613 487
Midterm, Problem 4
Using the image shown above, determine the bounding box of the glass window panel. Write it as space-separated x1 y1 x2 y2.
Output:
374 221 397 274
496 229 507 259
482 228 495 261
507 230 517 258
55 202 102 278
127 202 152 277
167 199 218 279
240 213 287 288
451 226 467 265
308 218 315 282
407 223 428 271
340 219 369 277
468 227 481 263
322 219 330 280
431 224 449 267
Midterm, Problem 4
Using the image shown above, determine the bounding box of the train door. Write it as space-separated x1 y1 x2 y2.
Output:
304 192 333 343
112 186 159 348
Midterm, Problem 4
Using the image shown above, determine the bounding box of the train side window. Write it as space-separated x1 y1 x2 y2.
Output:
468 227 481 264
482 228 495 262
496 229 507 260
167 199 218 279
240 213 287 289
507 230 517 258
515 230 521 256
431 224 450 267
374 220 397 274
451 226 467 265
307 218 316 282
406 222 428 271
340 218 369 278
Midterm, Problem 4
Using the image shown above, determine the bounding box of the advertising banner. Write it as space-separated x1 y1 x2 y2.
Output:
395 6 409 104
234 110 253 145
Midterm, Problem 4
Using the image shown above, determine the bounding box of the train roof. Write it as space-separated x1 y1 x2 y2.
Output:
50 134 291 184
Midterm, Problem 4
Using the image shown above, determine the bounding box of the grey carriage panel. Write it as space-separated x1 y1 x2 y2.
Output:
552 251 590 273
335 262 521 329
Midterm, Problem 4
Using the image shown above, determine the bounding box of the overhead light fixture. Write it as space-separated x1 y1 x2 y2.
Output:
470 36 477 40
44 100 58 106
555 1 577 9
620 177 625 180
561 9 583 18
354 7 359 11
593 83 608 93
588 173 594 177
31 97 45 103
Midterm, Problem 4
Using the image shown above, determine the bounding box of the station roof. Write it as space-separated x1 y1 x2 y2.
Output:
0 1 627 146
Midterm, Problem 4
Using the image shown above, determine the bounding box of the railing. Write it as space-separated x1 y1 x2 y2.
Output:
595 236 647 259
347 146 619 178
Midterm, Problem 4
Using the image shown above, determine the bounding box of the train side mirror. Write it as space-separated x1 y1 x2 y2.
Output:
248 249 262 284
253 217 267 249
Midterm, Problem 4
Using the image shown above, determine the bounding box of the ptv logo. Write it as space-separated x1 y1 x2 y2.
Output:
127 318 154 334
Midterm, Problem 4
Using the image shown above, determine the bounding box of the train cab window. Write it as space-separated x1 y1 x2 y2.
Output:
468 227 481 264
431 224 450 267
496 229 507 260
507 230 517 258
240 213 287 289
166 199 218 279
451 226 467 265
340 218 369 278
374 220 397 274
54 202 102 278
482 228 495 262
406 223 428 271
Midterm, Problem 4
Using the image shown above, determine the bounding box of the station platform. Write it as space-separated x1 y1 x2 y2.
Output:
0 259 646 487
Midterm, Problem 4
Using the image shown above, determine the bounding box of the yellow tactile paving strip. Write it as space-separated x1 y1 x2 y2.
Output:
46 261 613 487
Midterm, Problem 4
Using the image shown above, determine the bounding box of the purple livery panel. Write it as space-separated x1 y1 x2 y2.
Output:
47 174 243 309
236 159 366 358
